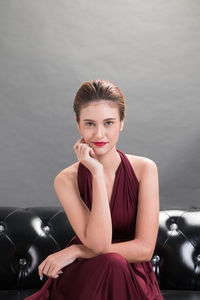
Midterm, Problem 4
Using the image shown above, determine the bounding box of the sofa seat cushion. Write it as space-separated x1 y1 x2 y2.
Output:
161 290 200 300
0 289 38 300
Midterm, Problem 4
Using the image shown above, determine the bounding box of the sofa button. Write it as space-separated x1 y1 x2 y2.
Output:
151 255 160 264
197 254 200 262
19 258 27 266
0 224 5 232
170 223 178 231
43 225 50 233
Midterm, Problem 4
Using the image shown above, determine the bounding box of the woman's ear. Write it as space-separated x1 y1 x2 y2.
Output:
75 115 78 124
120 120 124 131
76 118 81 133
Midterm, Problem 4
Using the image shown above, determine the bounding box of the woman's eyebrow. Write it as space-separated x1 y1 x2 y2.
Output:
83 118 116 121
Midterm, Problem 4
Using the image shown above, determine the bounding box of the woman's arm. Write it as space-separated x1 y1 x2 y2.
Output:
73 244 100 259
54 167 112 256
106 239 151 263
72 137 112 254
85 170 112 254
73 240 149 263
75 158 160 263
106 159 159 263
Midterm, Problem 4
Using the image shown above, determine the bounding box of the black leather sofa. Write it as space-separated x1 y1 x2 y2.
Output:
0 206 200 300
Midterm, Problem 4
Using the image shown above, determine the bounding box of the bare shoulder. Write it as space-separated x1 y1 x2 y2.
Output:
54 161 80 183
125 154 157 183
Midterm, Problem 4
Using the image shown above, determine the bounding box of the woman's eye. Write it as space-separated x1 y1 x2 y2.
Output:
85 121 113 127
85 122 94 126
106 121 113 126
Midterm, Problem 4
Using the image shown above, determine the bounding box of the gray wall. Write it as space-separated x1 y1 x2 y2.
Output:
0 0 199 210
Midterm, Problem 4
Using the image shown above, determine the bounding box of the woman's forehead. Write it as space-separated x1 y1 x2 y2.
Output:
81 100 118 111
81 107 118 119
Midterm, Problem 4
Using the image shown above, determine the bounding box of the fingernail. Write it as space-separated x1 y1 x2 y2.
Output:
40 276 43 281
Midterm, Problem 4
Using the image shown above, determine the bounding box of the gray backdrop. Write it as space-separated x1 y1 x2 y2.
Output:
0 0 199 210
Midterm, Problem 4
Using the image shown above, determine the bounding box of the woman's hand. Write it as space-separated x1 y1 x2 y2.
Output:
38 245 77 280
73 137 103 175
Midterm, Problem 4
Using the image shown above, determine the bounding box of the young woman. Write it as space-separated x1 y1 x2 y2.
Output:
25 79 163 299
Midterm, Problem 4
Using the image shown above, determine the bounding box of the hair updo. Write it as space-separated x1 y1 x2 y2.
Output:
73 79 126 123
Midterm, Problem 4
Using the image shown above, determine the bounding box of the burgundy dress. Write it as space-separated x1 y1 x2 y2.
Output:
24 149 163 300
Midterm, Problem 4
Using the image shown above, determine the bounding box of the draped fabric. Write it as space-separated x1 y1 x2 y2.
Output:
24 149 163 300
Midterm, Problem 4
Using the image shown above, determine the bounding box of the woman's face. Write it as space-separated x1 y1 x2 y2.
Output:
76 100 124 154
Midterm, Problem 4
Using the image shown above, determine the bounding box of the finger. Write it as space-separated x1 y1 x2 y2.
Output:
52 271 61 278
84 144 94 156
78 137 85 144
80 143 87 158
45 259 60 278
81 137 86 143
42 263 52 277
73 138 83 149
38 260 46 279
89 148 95 157
49 264 60 278
49 268 61 278
74 138 85 154
76 140 88 157
53 269 63 278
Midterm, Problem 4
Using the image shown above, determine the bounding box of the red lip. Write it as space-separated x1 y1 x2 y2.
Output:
93 142 108 146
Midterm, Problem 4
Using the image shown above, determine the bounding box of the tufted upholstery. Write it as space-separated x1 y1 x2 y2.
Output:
0 206 200 300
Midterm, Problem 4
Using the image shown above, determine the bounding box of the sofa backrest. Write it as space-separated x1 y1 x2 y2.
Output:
152 207 200 290
0 206 200 290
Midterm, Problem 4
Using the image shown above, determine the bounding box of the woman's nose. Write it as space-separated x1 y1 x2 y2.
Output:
94 126 104 138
